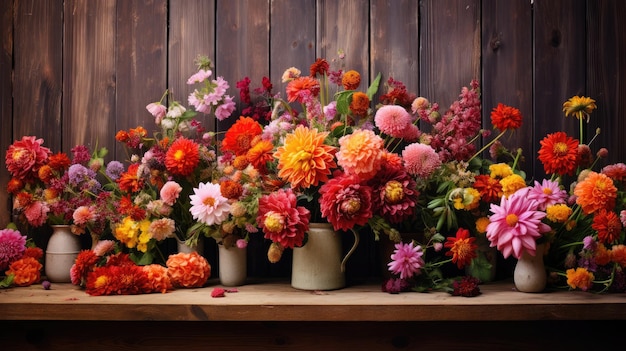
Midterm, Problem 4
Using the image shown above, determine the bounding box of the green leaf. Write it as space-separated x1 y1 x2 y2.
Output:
0 274 15 288
335 90 353 115
366 72 382 100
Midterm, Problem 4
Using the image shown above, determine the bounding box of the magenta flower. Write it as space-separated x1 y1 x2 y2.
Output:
486 192 551 259
387 241 424 279
526 179 567 211
0 228 27 271
402 142 442 178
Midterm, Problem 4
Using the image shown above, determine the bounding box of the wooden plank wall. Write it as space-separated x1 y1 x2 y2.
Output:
2 0 626 276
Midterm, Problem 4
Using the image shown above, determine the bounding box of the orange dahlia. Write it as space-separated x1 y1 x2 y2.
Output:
444 228 477 269
246 139 274 172
537 131 580 176
166 252 211 288
274 125 337 189
337 129 384 181
490 103 522 131
592 209 622 244
574 171 617 215
165 137 200 177
142 264 172 294
286 76 320 103
6 256 42 287
221 116 263 156
349 92 370 118
342 70 361 90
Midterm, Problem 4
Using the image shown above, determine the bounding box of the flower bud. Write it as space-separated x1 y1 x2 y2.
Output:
267 242 284 263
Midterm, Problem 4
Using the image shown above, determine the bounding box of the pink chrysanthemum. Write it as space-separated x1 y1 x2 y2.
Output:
486 192 551 259
526 179 567 211
257 188 310 249
387 241 425 279
336 129 384 181
402 143 442 178
374 105 412 138
0 229 27 271
5 136 52 180
189 182 231 226
160 181 183 206
93 240 116 257
319 172 373 231
72 205 97 225
602 163 626 183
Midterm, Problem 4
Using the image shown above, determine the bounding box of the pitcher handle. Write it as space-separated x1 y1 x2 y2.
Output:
340 230 360 273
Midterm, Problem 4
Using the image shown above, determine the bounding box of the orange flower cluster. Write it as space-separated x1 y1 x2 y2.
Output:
6 256 42 287
166 252 211 288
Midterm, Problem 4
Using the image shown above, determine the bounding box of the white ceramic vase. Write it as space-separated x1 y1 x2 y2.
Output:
291 223 359 290
45 225 81 283
218 245 247 286
514 243 547 293
177 236 204 254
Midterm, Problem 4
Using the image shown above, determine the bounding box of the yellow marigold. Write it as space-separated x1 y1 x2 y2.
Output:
336 129 384 181
489 163 513 179
563 95 597 122
342 70 361 90
566 267 595 291
610 244 626 268
114 217 151 252
274 125 337 189
499 174 526 198
545 204 573 223
595 243 611 266
475 217 490 233
574 171 617 215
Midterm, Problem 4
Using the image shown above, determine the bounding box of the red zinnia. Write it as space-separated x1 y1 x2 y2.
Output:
444 228 478 269
537 131 580 176
319 172 373 231
221 116 263 156
117 163 144 193
472 174 503 203
165 138 200 177
490 103 522 131
310 58 329 77
592 209 622 244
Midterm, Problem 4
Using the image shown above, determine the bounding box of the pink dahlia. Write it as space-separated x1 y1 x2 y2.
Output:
387 241 424 279
486 192 551 259
5 136 51 180
160 181 183 206
402 142 442 178
189 182 231 226
336 129 384 181
374 105 412 138
319 172 373 231
257 189 310 249
526 179 567 211
0 229 27 271
23 201 50 227
369 167 418 224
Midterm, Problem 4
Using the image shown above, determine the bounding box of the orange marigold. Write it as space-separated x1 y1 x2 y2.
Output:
574 171 617 215
6 256 42 287
142 264 172 294
342 70 361 90
286 76 320 103
537 131 580 176
444 228 477 269
166 252 211 288
247 139 275 172
336 129 384 181
566 267 595 291
610 244 626 268
165 138 200 177
592 209 622 244
349 92 370 118
221 116 263 156
220 179 244 200
490 103 522 131
274 125 337 189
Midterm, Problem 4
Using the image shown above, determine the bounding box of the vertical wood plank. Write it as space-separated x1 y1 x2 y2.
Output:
370 0 419 104
13 0 63 147
587 0 626 166
533 0 586 178
270 0 316 98
481 0 534 176
115 0 167 160
168 0 216 119
419 0 480 107
316 0 369 85
0 0 14 227
63 0 116 155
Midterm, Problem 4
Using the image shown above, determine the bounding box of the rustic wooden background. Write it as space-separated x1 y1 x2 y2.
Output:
1 0 625 279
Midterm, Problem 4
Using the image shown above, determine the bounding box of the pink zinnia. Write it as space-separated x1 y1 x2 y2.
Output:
319 172 373 231
257 189 310 249
160 181 183 206
0 228 27 271
526 179 567 211
486 192 551 259
402 143 442 178
374 105 412 138
387 241 425 279
5 136 51 180
189 182 231 226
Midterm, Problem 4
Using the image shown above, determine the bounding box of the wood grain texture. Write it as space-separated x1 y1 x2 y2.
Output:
63 0 116 154
0 0 13 228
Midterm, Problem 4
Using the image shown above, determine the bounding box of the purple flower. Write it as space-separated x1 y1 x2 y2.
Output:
387 241 424 279
105 160 125 180
0 229 26 270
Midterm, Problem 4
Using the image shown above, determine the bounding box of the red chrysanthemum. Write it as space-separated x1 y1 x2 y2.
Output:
117 163 144 193
221 116 263 156
490 103 522 131
537 131 580 176
117 195 146 221
592 209 622 244
286 76 320 103
444 228 478 269
5 136 51 180
368 166 418 224
472 174 503 203
165 137 200 177
47 152 71 171
257 188 310 249
86 266 120 296
71 249 100 286
319 172 373 231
